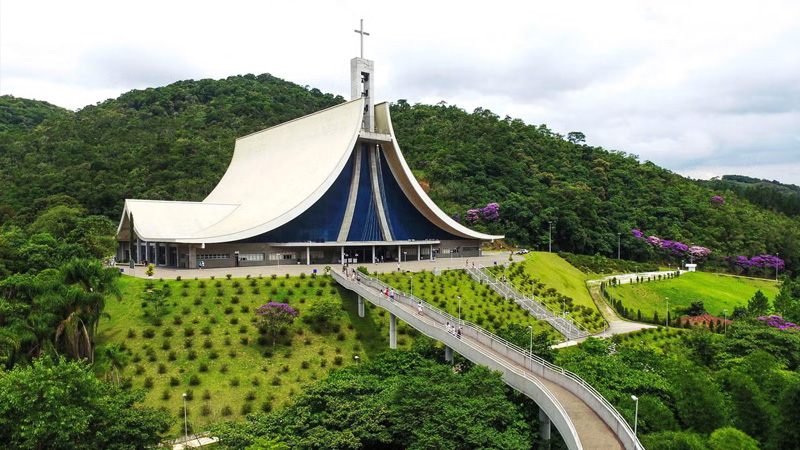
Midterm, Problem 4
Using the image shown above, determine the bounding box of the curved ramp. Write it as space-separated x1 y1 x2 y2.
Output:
333 270 642 450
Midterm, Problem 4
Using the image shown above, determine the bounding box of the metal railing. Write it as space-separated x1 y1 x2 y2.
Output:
465 266 591 340
333 269 642 450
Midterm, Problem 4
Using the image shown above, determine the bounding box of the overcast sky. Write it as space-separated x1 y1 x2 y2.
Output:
2 0 799 185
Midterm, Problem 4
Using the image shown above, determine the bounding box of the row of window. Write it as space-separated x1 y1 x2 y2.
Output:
238 253 265 261
197 254 229 260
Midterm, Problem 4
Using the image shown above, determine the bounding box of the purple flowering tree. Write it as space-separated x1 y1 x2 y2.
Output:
452 212 460 222
687 246 712 262
758 315 800 330
631 229 644 239
481 203 500 222
723 254 783 275
465 209 481 225
253 302 299 345
711 196 726 204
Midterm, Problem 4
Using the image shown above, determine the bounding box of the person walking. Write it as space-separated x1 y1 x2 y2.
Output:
457 326 462 339
417 302 423 315
390 288 395 302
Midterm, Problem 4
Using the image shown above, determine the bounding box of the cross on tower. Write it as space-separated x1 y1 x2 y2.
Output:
354 19 370 58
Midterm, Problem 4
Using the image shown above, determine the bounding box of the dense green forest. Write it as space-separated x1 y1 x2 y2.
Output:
698 175 800 218
3 74 799 275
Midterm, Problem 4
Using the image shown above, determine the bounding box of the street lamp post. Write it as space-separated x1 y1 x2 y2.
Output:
776 252 780 281
617 232 621 260
665 297 669 328
458 296 462 324
410 275 413 297
182 392 188 441
354 355 360 364
528 325 533 370
548 221 553 253
724 309 728 333
403 251 407 263
631 395 639 435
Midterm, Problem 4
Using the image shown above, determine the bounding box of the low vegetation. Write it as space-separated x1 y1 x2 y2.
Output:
98 274 417 436
604 271 780 322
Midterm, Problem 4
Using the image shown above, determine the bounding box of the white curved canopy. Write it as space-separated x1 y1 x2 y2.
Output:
118 97 502 243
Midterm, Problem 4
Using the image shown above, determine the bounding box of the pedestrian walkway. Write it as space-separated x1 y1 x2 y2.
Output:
334 270 642 450
465 265 590 341
120 253 522 280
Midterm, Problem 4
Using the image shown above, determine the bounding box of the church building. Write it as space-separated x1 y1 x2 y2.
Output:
116 29 502 269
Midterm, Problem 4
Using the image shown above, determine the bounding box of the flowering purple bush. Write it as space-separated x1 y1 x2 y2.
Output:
687 246 712 261
645 236 662 247
711 196 726 204
723 254 784 271
758 315 800 330
253 302 299 345
660 240 689 255
452 212 460 222
481 203 500 222
631 229 643 239
465 209 481 225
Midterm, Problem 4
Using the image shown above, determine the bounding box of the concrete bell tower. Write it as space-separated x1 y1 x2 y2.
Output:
351 19 374 132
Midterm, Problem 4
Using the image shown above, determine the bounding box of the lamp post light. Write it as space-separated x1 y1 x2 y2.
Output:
665 297 669 328
631 395 639 435
528 325 533 370
617 232 621 260
354 355 360 364
724 309 728 333
403 251 407 263
182 392 188 441
458 296 462 324
410 275 413 297
548 221 553 253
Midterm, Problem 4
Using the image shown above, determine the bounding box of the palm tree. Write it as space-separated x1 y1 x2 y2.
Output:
96 343 129 385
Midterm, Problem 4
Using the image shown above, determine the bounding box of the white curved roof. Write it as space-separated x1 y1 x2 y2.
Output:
375 102 503 241
119 97 502 243
121 98 364 243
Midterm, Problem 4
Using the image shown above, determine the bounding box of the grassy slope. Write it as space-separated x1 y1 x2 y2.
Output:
378 269 558 338
98 274 413 436
606 271 780 319
520 252 596 309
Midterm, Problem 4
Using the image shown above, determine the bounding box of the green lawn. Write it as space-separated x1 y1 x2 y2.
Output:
606 271 781 320
487 253 606 332
98 274 412 437
378 269 558 339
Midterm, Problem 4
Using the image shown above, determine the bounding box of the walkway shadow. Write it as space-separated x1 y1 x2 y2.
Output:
337 285 391 360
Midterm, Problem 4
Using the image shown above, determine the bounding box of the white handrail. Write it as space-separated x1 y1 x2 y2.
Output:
466 265 591 339
334 269 641 450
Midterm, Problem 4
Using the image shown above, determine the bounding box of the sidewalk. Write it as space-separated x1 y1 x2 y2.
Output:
120 252 521 280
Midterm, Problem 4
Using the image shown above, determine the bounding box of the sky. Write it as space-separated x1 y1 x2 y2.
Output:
2 0 799 185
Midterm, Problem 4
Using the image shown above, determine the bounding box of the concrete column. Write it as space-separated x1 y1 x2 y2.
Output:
444 345 454 363
358 296 365 318
417 244 421 261
539 408 552 444
154 243 160 266
389 313 397 349
306 246 310 265
372 245 376 264
341 247 345 264
397 245 401 262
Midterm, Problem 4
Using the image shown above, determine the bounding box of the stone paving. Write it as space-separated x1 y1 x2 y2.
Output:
120 252 522 279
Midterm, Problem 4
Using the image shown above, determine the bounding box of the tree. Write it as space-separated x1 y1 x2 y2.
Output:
0 357 171 450
252 303 298 345
567 131 586 144
747 290 770 317
683 301 707 316
708 427 759 450
142 288 168 317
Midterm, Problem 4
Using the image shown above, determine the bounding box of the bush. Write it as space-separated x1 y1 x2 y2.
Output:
221 405 232 416
142 328 155 339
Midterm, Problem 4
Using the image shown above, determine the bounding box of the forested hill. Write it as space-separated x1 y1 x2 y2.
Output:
698 175 800 218
1 74 799 272
0 96 70 133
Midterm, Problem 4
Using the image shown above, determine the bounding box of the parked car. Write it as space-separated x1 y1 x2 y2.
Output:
516 249 530 254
